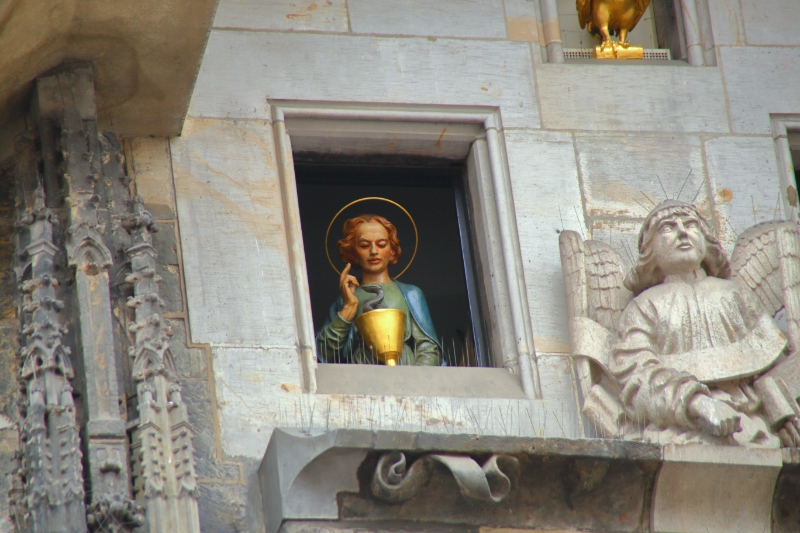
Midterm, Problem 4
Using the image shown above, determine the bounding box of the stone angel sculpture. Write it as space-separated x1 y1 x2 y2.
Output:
560 200 800 447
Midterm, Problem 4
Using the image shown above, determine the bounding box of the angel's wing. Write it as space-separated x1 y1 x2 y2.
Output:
585 240 633 331
559 230 589 320
731 221 800 351
576 0 593 30
559 231 633 330
560 231 631 436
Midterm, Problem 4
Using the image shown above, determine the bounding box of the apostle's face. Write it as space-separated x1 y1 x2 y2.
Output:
354 222 395 274
652 214 707 276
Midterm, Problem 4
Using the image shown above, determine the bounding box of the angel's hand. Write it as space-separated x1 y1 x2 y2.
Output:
339 263 360 322
688 395 741 437
778 418 800 448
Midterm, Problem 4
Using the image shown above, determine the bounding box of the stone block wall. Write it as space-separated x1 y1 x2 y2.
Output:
128 1 800 530
128 137 265 533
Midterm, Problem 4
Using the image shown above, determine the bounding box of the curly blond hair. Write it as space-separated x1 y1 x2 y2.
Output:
337 214 402 268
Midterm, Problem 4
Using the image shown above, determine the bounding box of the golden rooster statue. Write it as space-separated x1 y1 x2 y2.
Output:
577 0 650 53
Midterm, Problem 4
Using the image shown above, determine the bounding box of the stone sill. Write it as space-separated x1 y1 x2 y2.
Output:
315 364 527 399
560 58 693 67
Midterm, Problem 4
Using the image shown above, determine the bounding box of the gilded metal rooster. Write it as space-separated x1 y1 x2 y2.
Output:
577 0 651 51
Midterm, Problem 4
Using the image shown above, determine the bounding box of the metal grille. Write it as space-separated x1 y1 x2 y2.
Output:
563 48 672 60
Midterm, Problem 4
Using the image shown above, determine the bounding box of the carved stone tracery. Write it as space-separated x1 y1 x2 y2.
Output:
9 64 158 533
10 64 201 533
11 187 87 533
124 195 200 532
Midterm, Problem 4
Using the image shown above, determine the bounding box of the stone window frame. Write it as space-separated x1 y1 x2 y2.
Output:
772 114 800 221
270 101 542 400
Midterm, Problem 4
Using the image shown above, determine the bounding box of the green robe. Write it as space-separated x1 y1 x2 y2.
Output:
316 281 441 366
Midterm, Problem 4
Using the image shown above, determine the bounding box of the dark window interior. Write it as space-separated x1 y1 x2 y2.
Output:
295 156 489 367
790 132 800 211
652 0 687 60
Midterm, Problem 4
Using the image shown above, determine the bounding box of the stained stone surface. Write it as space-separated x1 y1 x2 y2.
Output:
574 133 709 219
157 262 184 313
740 0 800 46
213 0 350 32
170 319 208 381
171 118 298 346
0 163 18 420
535 63 729 133
347 0 507 39
720 46 800 135
0 163 16 533
704 135 784 250
504 129 585 345
187 32 540 128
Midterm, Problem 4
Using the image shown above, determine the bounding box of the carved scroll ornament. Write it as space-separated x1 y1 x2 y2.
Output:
371 451 519 503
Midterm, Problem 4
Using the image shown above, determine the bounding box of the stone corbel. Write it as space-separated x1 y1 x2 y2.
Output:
371 451 518 503
261 429 798 533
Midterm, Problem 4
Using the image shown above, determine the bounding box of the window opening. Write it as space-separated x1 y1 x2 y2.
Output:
556 0 713 63
295 157 489 368
651 0 686 60
790 131 800 213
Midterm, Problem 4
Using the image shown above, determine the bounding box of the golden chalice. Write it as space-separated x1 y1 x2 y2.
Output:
355 308 405 366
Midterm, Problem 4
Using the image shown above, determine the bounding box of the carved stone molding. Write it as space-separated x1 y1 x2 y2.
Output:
52 71 135 524
9 64 145 533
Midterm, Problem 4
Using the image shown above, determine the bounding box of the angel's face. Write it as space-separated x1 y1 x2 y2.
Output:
652 214 707 276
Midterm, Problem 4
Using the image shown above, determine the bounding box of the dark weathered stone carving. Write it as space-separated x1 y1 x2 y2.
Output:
10 64 150 533
61 108 134 509
12 187 87 533
124 195 200 532
372 451 518 503
86 494 146 533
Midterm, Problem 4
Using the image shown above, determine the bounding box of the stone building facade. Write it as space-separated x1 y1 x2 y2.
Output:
1 0 800 532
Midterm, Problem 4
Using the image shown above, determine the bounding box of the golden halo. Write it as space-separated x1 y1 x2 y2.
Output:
325 197 418 278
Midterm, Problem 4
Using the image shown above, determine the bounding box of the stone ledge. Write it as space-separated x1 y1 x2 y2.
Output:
316 365 527 399
260 429 800 533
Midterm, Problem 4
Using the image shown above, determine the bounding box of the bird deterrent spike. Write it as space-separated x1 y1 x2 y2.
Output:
573 206 585 239
633 198 651 215
641 190 658 208
675 169 693 202
690 177 707 205
656 174 669 200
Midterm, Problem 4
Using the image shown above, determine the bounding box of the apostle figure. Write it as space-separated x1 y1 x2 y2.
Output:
611 201 799 447
316 214 441 366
